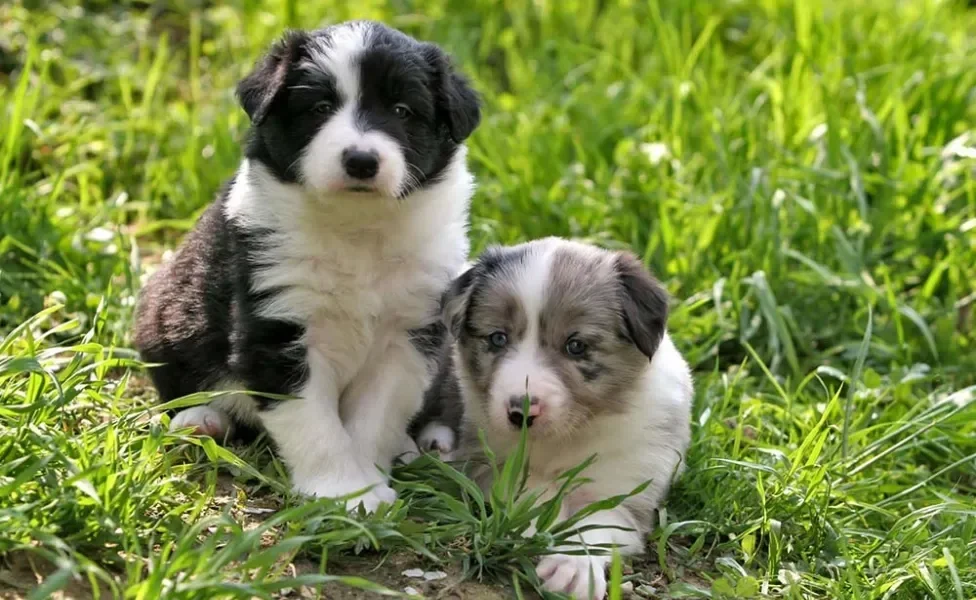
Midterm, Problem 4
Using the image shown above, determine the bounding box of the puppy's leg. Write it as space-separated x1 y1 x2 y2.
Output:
341 334 429 482
536 505 644 600
259 347 394 513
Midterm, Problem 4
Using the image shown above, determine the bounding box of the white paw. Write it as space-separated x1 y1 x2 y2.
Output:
395 435 422 464
416 423 456 460
536 554 607 599
169 406 231 439
294 472 397 514
346 483 397 513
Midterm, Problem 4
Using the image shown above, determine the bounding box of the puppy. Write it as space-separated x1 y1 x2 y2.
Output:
414 238 693 599
133 21 481 512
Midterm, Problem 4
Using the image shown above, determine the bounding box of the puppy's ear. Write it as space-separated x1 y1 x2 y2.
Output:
237 31 308 125
441 265 479 339
615 252 670 360
422 44 482 143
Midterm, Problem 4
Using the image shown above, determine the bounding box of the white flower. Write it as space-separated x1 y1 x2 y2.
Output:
639 142 670 165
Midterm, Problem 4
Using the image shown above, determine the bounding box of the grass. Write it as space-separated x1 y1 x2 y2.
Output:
1 0 975 598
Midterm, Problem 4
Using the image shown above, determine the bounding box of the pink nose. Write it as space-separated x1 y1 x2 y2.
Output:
508 395 541 427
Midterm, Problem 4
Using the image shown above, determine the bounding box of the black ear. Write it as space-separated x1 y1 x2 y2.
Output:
236 31 308 126
615 252 670 360
422 44 482 143
441 265 479 339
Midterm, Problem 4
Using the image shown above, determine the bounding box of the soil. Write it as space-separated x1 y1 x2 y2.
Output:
0 474 710 600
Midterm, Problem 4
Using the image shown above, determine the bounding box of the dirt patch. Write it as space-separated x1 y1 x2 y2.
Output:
0 551 112 600
0 475 711 599
297 552 511 600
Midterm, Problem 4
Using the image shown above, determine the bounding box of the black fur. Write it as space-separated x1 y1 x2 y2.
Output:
407 343 464 443
133 183 309 420
237 22 480 191
408 320 447 363
134 23 480 436
411 245 532 447
613 252 670 360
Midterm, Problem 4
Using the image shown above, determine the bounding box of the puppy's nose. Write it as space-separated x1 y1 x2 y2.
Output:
507 395 540 428
342 149 379 180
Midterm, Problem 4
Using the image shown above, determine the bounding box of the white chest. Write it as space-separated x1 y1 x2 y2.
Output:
227 158 472 385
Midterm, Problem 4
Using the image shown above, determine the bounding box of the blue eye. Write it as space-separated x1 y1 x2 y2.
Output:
565 338 586 357
488 331 508 349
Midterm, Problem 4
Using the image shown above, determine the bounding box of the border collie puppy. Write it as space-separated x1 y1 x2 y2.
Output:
413 238 693 599
133 21 481 512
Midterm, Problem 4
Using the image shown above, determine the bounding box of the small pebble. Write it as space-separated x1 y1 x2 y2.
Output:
402 568 425 578
404 586 421 596
423 570 447 581
242 506 275 515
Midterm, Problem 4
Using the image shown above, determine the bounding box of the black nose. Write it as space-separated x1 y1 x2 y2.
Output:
342 149 379 180
507 396 538 428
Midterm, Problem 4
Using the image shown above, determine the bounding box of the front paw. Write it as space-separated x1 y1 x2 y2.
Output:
536 554 607 599
169 405 231 439
416 423 457 461
294 473 397 514
344 482 397 513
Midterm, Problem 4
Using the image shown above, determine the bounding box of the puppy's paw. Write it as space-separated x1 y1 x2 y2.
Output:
169 406 231 440
343 482 397 513
394 435 422 464
295 472 397 514
416 423 456 460
536 554 607 599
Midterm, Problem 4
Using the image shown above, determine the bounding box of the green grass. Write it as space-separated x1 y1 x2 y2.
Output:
2 0 975 598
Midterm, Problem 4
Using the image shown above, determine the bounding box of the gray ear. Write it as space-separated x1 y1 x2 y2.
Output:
236 30 309 125
440 266 478 339
614 252 669 359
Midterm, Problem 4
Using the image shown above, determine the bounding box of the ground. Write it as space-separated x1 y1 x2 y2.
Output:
1 0 975 599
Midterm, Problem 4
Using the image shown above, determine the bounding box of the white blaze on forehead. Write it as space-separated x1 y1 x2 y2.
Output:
296 23 407 197
305 22 370 102
513 243 555 338
490 243 563 404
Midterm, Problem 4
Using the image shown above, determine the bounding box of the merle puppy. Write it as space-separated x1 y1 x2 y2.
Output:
134 21 480 512
412 238 693 598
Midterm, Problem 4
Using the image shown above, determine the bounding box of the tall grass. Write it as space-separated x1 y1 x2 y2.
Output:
1 0 974 598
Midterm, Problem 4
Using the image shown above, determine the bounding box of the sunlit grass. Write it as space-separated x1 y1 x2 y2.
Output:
1 0 974 598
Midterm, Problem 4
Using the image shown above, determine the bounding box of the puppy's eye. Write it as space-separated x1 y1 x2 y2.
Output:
565 338 587 357
313 100 334 114
488 331 508 349
393 103 412 119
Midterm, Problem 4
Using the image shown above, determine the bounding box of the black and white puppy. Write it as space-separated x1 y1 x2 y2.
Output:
134 21 480 512
413 238 692 599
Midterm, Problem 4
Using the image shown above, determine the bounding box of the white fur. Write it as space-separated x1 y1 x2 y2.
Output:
300 103 407 197
215 95 472 511
298 25 407 197
524 337 691 598
166 22 474 512
416 423 457 460
169 405 231 439
224 151 471 509
488 247 571 430
168 383 260 440
457 241 693 598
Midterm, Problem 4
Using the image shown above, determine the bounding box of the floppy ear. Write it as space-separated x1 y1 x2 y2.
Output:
236 30 308 125
615 252 670 360
422 44 482 143
441 265 479 339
